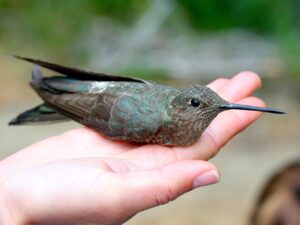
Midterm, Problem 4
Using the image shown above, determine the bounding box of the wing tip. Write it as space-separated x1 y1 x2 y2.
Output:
8 117 22 125
10 54 145 83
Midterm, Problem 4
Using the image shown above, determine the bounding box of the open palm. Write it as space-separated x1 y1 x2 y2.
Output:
0 72 264 225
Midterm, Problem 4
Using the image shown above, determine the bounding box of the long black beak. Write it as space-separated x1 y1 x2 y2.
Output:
219 103 285 114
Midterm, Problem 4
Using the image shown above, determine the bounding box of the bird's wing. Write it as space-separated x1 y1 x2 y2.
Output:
13 55 145 83
83 92 165 142
35 82 164 142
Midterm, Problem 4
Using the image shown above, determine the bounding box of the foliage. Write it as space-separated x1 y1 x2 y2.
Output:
175 0 284 33
0 0 299 77
174 0 300 76
0 0 149 61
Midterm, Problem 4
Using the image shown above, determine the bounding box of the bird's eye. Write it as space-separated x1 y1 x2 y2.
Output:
190 98 200 107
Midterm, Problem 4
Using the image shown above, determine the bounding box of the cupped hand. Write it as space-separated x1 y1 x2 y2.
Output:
0 72 264 225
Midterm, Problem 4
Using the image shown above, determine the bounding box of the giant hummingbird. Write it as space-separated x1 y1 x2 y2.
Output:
9 56 285 146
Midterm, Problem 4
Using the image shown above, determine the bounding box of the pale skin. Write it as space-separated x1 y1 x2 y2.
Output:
0 72 264 225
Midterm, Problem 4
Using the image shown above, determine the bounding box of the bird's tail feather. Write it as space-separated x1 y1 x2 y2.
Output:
9 104 69 125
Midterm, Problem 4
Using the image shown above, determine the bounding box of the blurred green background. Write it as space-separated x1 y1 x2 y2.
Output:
1 0 300 77
0 1 299 225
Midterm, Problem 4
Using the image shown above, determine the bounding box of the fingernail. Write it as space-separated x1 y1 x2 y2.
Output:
193 170 220 188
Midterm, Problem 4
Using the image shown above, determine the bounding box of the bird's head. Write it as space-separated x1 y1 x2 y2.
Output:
170 85 284 133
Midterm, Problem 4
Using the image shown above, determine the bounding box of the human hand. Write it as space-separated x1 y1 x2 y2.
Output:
0 72 264 225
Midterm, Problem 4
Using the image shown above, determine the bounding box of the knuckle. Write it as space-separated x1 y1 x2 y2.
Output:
154 184 176 206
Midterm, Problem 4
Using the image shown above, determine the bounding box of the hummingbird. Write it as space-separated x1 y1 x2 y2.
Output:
9 56 285 146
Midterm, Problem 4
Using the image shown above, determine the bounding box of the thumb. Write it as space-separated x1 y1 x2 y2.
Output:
119 160 220 212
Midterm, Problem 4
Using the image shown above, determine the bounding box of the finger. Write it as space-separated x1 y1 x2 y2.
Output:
173 96 265 160
117 160 219 213
206 78 229 92
217 71 262 102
